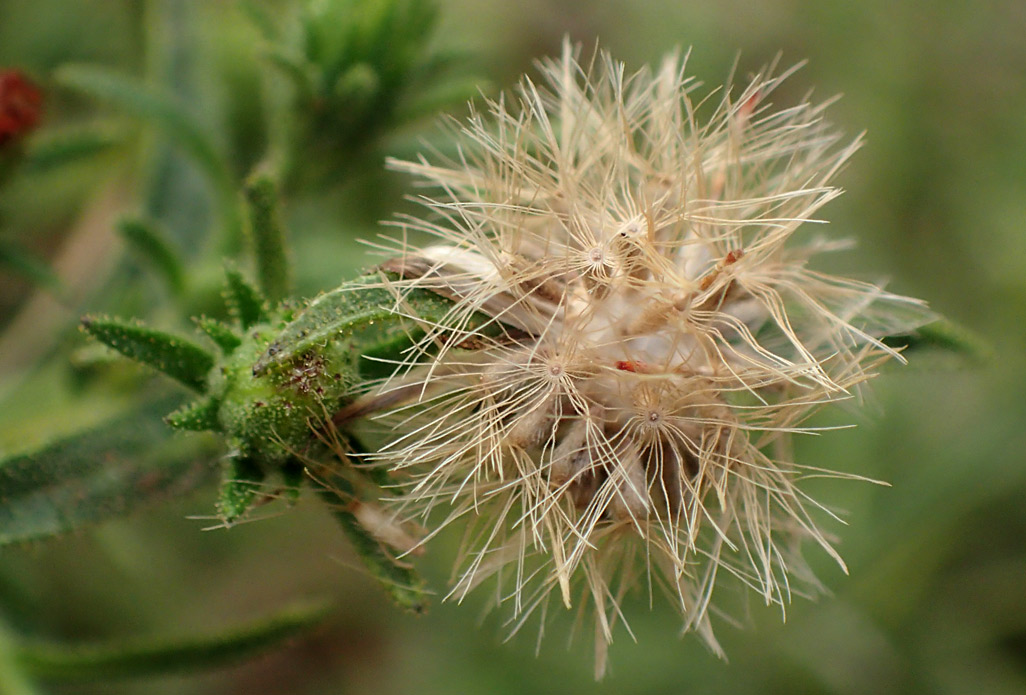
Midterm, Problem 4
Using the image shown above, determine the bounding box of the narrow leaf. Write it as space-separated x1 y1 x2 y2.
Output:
883 318 990 361
253 273 500 377
243 166 291 303
81 316 214 393
23 124 123 174
117 217 186 296
223 265 269 330
0 240 61 293
317 474 429 614
15 600 332 682
217 457 265 524
194 316 241 355
165 398 222 433
0 396 218 546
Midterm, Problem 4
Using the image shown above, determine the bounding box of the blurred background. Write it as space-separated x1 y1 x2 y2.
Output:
0 0 1024 693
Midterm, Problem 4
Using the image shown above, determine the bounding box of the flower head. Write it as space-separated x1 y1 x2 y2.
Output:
367 41 930 676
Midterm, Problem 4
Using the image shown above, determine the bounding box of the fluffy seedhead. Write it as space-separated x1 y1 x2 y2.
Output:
363 41 931 675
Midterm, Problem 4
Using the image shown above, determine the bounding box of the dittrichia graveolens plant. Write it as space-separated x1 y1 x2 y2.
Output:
344 40 933 676
8 0 986 687
64 32 953 680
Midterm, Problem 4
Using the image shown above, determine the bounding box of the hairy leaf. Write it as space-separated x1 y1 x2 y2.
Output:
883 318 990 361
23 124 123 174
165 398 222 433
0 397 218 546
223 265 269 330
118 217 186 296
217 457 266 524
0 240 61 293
317 473 428 614
252 274 501 378
14 600 332 681
81 316 214 393
194 316 241 355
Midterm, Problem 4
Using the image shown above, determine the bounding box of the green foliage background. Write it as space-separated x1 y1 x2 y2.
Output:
0 0 1023 693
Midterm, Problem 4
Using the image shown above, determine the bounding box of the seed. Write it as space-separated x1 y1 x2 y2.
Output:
505 392 561 449
549 418 589 485
608 439 649 521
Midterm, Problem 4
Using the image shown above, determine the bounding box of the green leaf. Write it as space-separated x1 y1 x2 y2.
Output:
253 273 499 378
165 398 222 433
0 396 218 547
317 473 428 614
243 166 292 303
194 316 241 355
14 600 332 682
117 217 186 296
23 123 123 174
882 318 990 362
217 457 265 524
81 316 215 393
223 265 269 330
0 240 61 294
55 64 242 252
